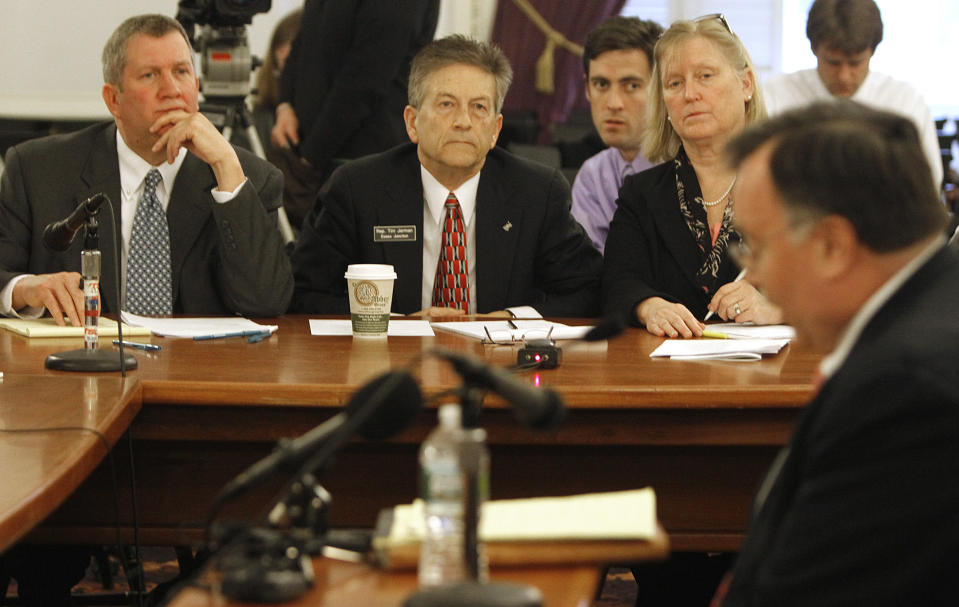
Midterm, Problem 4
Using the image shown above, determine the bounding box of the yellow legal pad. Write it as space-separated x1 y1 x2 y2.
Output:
0 317 151 338
372 487 666 570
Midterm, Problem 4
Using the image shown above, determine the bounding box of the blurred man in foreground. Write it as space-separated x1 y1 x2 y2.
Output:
717 100 959 605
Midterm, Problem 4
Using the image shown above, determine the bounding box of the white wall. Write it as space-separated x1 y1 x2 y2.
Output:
0 0 302 120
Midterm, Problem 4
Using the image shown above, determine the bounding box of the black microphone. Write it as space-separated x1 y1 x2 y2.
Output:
215 370 422 505
581 316 626 342
435 350 566 430
42 193 106 252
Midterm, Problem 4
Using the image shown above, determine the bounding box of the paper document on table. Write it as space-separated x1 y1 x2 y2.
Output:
308 319 434 336
386 488 657 544
706 323 796 340
650 338 789 361
431 320 591 343
0 317 150 338
120 312 277 338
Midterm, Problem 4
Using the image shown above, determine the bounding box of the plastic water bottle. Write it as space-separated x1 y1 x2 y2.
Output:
418 404 489 587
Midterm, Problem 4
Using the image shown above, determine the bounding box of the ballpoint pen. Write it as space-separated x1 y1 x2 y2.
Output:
248 331 272 343
704 268 748 322
194 329 272 341
113 339 161 351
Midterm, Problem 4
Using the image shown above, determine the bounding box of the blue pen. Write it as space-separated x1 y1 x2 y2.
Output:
194 329 271 341
248 331 272 343
113 339 161 351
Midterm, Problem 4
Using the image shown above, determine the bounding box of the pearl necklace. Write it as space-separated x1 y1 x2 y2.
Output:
701 178 736 207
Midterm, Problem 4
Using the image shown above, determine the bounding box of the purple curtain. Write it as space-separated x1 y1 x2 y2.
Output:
492 0 626 143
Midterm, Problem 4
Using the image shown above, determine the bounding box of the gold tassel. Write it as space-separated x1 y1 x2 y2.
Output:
510 0 584 97
535 38 557 95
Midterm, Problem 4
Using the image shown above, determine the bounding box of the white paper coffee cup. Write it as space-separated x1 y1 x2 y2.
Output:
344 264 397 337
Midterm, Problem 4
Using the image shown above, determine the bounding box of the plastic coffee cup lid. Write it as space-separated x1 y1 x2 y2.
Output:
344 264 397 280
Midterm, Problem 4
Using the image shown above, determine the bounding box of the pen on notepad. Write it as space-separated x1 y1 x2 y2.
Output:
704 268 748 322
194 329 272 341
113 339 161 351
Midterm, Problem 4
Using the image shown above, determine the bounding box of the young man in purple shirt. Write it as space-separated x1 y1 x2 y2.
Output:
571 16 662 255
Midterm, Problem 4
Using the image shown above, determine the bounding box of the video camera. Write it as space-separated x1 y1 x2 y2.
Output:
177 0 270 29
176 0 271 99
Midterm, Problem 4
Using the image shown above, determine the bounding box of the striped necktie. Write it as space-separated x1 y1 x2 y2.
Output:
432 192 470 312
125 168 173 315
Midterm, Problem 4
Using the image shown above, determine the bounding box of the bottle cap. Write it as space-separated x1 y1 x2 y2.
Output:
437 403 461 429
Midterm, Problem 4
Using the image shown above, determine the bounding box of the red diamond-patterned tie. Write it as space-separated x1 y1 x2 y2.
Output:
432 192 470 312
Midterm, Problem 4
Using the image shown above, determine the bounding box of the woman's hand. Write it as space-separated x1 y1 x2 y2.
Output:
636 297 705 338
707 280 783 324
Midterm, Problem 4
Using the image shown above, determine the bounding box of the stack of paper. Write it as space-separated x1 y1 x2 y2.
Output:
120 312 277 339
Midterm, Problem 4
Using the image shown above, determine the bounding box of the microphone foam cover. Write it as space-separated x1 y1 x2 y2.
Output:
582 316 626 342
518 389 566 430
349 370 423 440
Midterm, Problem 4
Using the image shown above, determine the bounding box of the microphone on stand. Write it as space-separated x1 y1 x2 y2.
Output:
42 193 106 252
43 193 137 373
433 350 566 430
212 371 423 604
210 370 423 517
406 351 567 607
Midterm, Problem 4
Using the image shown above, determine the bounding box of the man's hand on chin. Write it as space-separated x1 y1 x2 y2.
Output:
150 109 245 191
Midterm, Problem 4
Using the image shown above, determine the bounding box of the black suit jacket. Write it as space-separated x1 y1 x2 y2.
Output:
723 246 959 606
279 0 439 173
0 122 293 316
290 144 602 316
601 161 740 324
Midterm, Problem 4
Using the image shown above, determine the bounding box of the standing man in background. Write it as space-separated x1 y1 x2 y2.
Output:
764 0 943 190
571 16 663 255
271 0 440 230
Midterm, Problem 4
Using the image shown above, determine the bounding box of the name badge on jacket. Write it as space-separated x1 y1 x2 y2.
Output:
374 225 417 242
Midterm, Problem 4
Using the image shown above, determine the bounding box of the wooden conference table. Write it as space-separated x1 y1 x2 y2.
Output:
0 375 140 551
1 316 819 553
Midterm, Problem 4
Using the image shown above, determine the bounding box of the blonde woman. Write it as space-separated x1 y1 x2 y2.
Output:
602 15 782 337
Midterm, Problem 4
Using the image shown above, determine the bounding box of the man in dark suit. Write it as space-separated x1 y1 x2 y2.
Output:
270 0 439 229
0 14 292 325
291 35 601 317
715 101 959 605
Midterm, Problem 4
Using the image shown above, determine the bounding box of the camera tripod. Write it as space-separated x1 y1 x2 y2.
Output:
201 95 296 246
